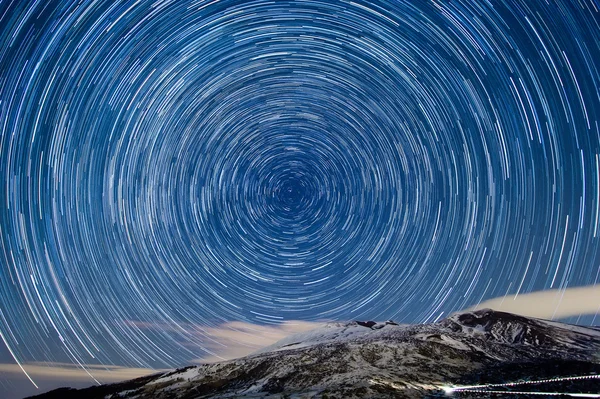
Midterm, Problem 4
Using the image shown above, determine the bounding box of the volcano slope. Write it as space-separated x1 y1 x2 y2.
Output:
28 309 600 398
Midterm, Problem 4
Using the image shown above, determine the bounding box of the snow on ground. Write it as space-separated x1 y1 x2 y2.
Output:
148 366 199 385
99 310 600 399
252 321 409 354
541 319 600 337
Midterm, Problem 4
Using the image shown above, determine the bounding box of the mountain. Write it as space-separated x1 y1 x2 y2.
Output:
28 309 600 398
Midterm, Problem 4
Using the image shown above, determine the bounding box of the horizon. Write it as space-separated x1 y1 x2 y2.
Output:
2 289 599 398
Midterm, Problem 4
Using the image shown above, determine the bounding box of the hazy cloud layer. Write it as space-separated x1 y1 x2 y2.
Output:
191 320 323 363
0 320 323 398
0 362 163 399
469 284 600 320
0 361 161 381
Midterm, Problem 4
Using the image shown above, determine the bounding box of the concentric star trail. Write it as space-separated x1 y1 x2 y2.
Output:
1 0 600 382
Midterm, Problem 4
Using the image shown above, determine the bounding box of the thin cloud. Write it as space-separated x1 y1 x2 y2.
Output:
467 284 600 320
122 318 323 363
0 361 162 382
191 320 322 363
1 319 322 398
0 362 165 399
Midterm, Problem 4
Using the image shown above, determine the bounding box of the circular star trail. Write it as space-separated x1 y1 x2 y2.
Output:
1 0 600 374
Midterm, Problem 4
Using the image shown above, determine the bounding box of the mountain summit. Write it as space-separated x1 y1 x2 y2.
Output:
29 309 600 398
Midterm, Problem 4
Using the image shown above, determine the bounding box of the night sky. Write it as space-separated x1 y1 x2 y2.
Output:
1 0 600 397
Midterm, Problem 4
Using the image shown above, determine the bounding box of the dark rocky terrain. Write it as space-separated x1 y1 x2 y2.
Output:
27 309 600 398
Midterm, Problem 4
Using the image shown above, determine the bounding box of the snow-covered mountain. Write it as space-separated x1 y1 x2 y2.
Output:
29 309 600 398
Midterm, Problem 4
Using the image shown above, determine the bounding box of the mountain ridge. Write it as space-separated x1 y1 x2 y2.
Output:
27 309 600 398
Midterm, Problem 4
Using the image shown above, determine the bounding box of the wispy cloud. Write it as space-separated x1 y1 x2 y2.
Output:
0 362 164 399
0 320 323 398
467 284 600 320
0 361 161 382
190 320 322 363
123 318 324 363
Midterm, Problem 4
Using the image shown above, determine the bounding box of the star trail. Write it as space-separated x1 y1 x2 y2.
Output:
1 0 600 390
